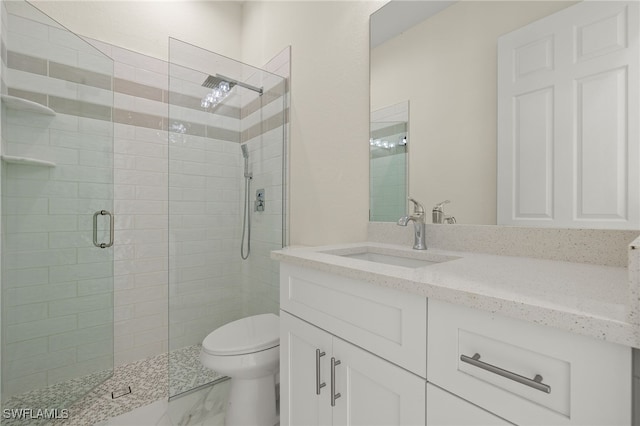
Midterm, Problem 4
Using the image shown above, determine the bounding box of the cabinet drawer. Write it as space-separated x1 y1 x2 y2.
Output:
280 262 427 377
428 299 631 425
426 383 512 425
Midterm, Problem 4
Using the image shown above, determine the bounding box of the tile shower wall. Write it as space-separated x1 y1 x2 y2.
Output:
2 13 114 397
1 13 289 399
109 47 170 367
167 61 243 353
88 39 288 364
167 40 288 367
240 47 289 317
370 144 406 222
370 103 408 222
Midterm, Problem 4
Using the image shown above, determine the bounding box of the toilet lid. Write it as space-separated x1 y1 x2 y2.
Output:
202 313 280 356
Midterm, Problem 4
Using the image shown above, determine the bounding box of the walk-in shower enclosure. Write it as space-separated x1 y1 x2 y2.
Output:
1 0 115 412
168 39 286 397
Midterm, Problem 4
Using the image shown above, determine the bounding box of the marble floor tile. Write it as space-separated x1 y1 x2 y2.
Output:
102 381 229 426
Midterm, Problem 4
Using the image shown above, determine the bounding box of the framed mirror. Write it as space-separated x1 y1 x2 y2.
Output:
370 1 639 229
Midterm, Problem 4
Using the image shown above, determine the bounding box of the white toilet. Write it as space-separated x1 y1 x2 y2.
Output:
200 313 280 426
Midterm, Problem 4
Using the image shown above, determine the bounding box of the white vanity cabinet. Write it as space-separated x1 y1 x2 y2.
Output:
281 311 426 426
278 259 633 426
279 262 427 426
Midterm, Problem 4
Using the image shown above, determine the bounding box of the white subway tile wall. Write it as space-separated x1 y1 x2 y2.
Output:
370 147 407 222
2 13 114 398
110 52 169 366
369 102 408 222
1 13 289 401
166 40 287 397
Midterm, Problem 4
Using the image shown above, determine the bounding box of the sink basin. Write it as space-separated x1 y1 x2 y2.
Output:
322 246 458 269
342 252 440 268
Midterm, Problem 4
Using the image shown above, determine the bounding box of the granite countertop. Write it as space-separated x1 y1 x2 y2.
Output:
272 242 640 349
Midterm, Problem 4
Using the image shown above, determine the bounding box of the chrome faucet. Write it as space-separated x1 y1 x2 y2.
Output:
397 197 427 250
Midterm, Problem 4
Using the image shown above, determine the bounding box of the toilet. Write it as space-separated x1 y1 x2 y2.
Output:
200 313 280 426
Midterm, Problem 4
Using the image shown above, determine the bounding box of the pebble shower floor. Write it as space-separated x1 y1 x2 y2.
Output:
1 345 221 425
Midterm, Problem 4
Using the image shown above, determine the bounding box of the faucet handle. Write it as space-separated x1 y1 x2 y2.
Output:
408 197 425 216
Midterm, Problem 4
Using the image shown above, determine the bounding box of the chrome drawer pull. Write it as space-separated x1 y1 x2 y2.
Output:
460 353 551 394
331 357 341 406
315 349 326 395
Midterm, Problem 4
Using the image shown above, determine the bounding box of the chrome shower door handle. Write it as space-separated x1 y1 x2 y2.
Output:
315 349 326 395
330 357 341 406
93 210 114 249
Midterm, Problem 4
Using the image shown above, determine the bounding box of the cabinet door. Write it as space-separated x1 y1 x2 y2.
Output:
332 337 426 426
426 384 512 426
281 311 333 426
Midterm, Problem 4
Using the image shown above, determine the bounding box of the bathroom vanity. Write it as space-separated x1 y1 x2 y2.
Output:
273 242 637 425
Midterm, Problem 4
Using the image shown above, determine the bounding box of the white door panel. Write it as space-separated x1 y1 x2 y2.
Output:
498 1 639 228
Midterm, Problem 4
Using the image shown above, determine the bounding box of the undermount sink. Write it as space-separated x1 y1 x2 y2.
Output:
341 252 441 268
322 246 458 269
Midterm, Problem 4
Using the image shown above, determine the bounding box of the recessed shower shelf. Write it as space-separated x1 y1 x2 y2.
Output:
1 94 56 116
1 155 56 167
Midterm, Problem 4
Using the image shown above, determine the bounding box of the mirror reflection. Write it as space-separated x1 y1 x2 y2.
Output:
370 1 639 229
370 101 409 222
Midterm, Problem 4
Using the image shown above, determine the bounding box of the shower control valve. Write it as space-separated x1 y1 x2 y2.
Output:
255 189 265 212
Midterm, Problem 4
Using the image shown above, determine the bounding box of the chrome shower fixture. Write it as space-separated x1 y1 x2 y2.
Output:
240 143 251 178
200 73 264 110
201 79 232 110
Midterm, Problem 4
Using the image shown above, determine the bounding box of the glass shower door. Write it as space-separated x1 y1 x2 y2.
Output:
1 0 114 414
167 38 286 398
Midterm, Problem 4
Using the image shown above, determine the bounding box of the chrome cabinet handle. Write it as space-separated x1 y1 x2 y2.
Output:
330 357 341 406
93 210 114 249
460 353 551 394
315 349 326 395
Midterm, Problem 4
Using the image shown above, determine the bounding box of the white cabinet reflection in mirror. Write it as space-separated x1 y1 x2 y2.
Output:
498 1 639 229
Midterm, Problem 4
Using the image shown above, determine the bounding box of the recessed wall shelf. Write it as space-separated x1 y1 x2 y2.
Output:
1 155 56 167
1 94 55 116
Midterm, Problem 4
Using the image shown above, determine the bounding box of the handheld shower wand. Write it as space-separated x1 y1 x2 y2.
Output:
241 144 252 179
240 144 252 260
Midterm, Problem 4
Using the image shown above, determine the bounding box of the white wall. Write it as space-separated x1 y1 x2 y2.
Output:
242 1 384 246
29 1 242 61
371 1 574 225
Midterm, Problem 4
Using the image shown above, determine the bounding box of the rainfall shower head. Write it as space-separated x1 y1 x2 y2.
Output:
201 74 263 95
201 74 263 111
241 144 249 159
202 75 237 90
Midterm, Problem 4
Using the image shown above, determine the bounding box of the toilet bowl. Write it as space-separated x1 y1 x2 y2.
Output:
201 313 280 426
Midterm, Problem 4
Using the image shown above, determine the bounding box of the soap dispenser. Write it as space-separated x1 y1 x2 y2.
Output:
432 200 456 224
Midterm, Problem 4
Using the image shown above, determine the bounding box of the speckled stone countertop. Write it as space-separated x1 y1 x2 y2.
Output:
272 242 640 349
